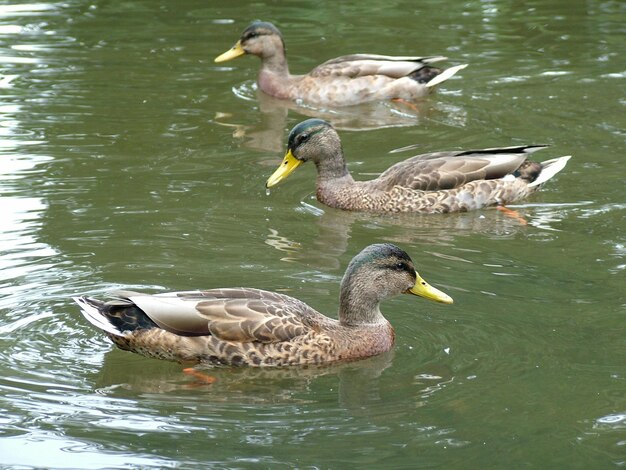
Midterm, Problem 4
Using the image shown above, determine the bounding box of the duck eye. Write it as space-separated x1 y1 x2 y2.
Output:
395 262 407 271
244 31 259 40
296 133 310 146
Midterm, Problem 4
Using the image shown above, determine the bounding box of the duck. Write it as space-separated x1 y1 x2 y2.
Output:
266 119 572 213
214 21 467 107
74 244 453 367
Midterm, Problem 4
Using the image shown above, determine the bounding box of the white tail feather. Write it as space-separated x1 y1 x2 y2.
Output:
528 156 572 188
73 297 123 336
421 56 448 64
426 63 468 87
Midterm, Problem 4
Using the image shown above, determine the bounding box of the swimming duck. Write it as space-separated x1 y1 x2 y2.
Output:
214 21 467 107
266 119 571 213
74 244 452 367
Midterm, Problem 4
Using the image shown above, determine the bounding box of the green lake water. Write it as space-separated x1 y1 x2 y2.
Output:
0 0 624 468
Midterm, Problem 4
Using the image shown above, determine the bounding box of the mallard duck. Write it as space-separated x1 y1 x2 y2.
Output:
214 21 467 107
74 244 452 367
266 119 571 213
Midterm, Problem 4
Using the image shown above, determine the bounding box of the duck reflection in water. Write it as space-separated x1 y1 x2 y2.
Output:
264 201 541 271
214 86 448 155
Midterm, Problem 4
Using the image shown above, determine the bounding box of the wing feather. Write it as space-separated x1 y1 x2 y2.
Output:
310 55 447 79
375 146 548 191
196 297 314 343
117 288 320 343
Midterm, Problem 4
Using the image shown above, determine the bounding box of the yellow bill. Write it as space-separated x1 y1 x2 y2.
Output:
408 273 453 304
214 41 245 63
266 150 303 188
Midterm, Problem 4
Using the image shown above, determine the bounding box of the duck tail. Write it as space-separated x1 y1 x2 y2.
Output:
425 63 468 88
74 296 125 336
73 294 159 336
527 156 571 188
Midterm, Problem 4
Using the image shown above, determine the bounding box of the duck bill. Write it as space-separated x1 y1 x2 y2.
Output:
266 150 303 188
408 273 453 304
214 41 245 62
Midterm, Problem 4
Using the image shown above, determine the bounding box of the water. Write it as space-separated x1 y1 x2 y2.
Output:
0 0 624 468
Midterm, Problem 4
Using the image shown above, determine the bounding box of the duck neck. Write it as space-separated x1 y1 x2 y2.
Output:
338 270 386 326
314 147 352 182
259 45 290 77
313 146 356 209
258 48 291 98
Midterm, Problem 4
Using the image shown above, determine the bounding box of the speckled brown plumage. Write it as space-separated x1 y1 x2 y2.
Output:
266 119 572 214
214 21 467 107
74 244 452 367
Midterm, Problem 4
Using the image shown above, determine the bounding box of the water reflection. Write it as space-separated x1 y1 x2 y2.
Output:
83 345 462 457
0 103 45 149
0 0 59 314
0 434 176 469
264 200 578 270
93 349 395 409
0 159 56 318
216 84 466 153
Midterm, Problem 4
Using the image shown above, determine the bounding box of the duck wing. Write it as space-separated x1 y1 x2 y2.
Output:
126 288 320 343
309 54 447 79
376 145 548 191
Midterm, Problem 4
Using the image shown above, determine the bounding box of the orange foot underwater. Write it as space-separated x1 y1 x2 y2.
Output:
497 205 528 225
183 367 217 385
391 97 422 112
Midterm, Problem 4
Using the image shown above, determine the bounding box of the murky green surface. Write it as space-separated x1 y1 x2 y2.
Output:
0 0 624 468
